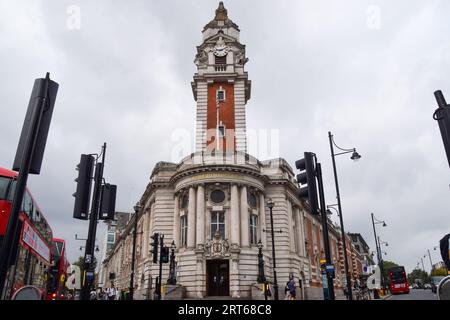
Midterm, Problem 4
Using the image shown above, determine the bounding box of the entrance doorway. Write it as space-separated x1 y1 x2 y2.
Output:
206 259 229 296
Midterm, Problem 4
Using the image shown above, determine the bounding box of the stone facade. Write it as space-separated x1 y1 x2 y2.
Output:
100 2 368 300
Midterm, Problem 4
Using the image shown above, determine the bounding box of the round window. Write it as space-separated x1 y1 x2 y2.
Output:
210 190 225 203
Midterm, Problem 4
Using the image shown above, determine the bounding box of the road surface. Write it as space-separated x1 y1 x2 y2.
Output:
387 289 437 300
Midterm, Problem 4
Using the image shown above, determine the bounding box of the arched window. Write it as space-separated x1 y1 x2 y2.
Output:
249 214 258 245
180 215 188 246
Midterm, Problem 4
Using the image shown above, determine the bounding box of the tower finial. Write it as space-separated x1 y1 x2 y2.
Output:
215 2 228 21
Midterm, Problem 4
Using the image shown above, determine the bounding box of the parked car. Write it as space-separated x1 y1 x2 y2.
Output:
431 276 445 293
424 283 432 289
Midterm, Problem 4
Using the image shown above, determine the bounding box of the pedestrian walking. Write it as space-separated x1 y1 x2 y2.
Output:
287 275 296 300
107 284 117 300
89 288 97 300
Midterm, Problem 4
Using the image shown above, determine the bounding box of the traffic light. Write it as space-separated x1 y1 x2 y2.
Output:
295 152 319 215
161 246 169 264
99 183 117 220
150 233 159 264
73 154 94 220
13 73 59 174
433 90 450 168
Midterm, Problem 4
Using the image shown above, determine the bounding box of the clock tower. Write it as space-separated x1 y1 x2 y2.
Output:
192 2 251 154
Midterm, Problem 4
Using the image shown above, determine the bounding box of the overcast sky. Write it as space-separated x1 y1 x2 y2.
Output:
1 0 449 274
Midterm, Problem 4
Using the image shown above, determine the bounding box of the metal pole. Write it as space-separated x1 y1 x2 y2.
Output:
421 258 425 272
328 131 352 300
427 249 433 271
371 213 383 292
377 235 387 291
269 205 279 300
0 75 49 298
129 208 138 300
315 161 335 300
81 143 106 300
158 234 164 300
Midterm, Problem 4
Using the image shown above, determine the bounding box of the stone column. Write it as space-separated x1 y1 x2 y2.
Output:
287 199 295 252
196 184 205 247
294 207 303 256
240 185 249 247
230 184 240 245
259 193 267 248
187 186 196 248
173 194 180 247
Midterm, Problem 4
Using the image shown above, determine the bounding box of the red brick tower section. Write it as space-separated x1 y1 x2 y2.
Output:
206 82 235 152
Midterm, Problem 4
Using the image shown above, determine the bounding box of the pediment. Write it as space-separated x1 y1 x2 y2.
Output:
204 32 238 45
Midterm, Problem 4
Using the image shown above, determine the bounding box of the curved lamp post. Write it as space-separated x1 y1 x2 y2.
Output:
371 213 387 292
328 131 361 300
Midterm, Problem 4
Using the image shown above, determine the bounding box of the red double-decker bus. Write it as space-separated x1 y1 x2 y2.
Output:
46 238 68 300
0 167 53 299
388 266 410 294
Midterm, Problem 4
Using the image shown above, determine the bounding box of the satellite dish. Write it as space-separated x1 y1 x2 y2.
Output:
11 286 43 300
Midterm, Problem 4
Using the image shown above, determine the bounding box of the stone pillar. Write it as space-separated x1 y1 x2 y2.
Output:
259 193 267 248
230 184 240 245
240 185 249 247
294 207 303 256
287 200 295 252
187 186 196 248
196 184 205 247
173 194 180 247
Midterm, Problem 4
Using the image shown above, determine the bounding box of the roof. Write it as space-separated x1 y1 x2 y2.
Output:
203 2 240 32
0 167 18 178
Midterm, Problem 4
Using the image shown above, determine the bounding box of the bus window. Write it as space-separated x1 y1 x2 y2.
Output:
23 192 33 217
0 176 11 200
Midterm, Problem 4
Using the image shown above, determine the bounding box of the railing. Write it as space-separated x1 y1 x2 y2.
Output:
210 64 233 72
214 64 227 72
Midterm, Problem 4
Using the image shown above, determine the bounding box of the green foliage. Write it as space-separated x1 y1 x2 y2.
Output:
431 267 448 277
407 268 430 286
73 256 97 274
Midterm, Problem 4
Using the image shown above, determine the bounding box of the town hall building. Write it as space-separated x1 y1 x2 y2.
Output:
101 2 365 300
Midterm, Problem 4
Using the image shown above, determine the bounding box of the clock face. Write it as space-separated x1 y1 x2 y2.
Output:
214 44 229 57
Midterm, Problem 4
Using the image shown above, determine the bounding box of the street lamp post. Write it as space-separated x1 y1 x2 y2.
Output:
257 240 266 284
267 198 279 300
129 201 142 300
371 213 387 292
167 241 177 285
328 131 361 300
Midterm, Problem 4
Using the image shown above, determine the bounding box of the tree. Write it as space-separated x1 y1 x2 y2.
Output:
73 256 97 275
431 267 448 277
407 269 430 287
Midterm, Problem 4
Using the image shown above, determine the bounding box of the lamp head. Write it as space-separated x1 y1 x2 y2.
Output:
350 149 361 161
257 239 263 249
134 201 142 213
326 209 332 216
171 240 176 250
266 198 274 209
382 221 387 227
